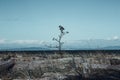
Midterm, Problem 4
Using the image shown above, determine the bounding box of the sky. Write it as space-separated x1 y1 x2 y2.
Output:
0 0 120 44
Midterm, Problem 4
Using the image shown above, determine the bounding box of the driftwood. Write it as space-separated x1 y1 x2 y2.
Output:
0 59 15 72
110 59 120 65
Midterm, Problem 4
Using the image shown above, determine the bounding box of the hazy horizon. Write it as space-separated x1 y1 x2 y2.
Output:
0 0 120 45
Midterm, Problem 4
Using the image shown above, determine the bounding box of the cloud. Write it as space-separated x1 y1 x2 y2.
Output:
0 39 46 45
0 39 6 44
11 40 46 44
113 36 119 40
107 36 119 40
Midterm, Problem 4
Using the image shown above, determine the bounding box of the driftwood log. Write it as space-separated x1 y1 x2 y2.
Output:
0 59 15 73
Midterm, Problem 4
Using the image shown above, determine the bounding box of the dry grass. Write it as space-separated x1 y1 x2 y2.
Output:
0 52 120 80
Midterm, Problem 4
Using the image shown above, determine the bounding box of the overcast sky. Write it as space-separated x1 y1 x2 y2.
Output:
0 0 120 44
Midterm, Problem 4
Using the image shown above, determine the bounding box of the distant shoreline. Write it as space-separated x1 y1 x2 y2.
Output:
0 50 120 54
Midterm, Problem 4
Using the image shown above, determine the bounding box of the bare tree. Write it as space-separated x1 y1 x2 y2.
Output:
53 25 69 56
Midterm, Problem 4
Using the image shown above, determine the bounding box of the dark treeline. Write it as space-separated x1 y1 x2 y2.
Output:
0 50 120 55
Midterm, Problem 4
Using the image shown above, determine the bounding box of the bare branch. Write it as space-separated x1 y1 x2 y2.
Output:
52 25 69 57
